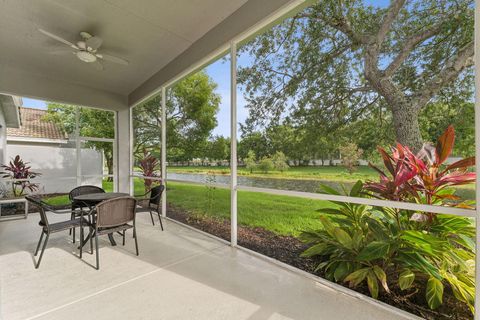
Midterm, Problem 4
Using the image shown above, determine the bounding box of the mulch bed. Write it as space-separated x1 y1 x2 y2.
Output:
167 204 472 320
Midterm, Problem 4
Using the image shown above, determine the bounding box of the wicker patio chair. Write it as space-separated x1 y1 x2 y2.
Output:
84 196 138 270
68 185 105 243
25 195 86 269
135 185 165 230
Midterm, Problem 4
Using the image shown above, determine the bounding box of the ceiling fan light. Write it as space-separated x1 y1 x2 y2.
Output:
76 51 97 63
77 41 86 50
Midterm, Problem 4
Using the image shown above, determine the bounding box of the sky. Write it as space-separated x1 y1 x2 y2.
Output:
22 97 47 109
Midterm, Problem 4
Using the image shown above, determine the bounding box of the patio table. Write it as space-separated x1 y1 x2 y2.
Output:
74 192 129 246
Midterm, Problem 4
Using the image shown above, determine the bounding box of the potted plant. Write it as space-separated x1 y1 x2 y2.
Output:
0 155 41 218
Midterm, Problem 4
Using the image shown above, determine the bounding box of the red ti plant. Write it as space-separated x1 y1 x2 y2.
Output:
365 126 475 221
138 149 160 194
364 144 420 202
1 155 41 197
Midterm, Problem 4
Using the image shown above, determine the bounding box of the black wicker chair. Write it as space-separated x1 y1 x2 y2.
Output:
68 185 105 243
135 185 165 230
81 196 138 270
25 195 86 268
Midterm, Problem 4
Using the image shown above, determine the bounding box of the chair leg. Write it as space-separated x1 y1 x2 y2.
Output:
90 228 94 254
95 232 99 270
133 226 139 256
122 230 125 246
69 212 74 235
35 233 49 269
34 231 44 256
72 226 76 243
80 226 84 258
149 210 155 226
157 212 164 231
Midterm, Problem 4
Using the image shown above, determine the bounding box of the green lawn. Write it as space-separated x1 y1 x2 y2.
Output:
167 182 331 236
42 179 331 237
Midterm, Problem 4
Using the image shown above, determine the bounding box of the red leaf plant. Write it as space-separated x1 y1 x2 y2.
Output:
0 155 41 197
138 149 160 193
364 126 475 222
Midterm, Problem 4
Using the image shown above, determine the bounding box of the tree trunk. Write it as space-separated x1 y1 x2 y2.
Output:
391 103 423 152
106 156 113 182
364 45 424 152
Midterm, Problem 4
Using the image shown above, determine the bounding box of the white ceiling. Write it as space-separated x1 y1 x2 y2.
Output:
0 0 248 96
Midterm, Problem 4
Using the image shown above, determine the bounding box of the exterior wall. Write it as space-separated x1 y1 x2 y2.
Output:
5 143 102 194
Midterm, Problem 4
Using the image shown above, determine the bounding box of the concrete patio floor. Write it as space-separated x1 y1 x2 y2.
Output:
0 211 418 320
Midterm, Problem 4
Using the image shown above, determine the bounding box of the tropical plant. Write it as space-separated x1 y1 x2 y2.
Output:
137 149 160 193
301 126 476 314
365 125 475 216
1 155 41 197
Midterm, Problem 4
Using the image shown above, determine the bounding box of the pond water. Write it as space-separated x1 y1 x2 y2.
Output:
167 172 353 193
167 172 475 201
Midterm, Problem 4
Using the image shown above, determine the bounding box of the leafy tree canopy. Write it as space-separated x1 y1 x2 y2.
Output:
133 71 221 162
238 0 473 152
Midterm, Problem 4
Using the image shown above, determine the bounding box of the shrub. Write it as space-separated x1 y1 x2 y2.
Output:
258 157 274 173
245 150 257 173
271 151 289 172
301 126 476 314
339 143 363 173
0 155 41 197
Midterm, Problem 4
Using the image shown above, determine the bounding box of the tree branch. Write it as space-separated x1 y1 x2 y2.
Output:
377 0 406 44
384 20 447 77
297 11 369 45
412 41 474 110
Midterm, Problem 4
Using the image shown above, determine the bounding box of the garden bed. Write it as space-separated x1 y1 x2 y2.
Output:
167 203 472 320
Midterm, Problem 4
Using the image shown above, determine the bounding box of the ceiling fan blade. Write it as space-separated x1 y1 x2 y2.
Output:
48 49 75 55
97 53 129 66
38 28 78 49
86 36 103 50
92 60 104 71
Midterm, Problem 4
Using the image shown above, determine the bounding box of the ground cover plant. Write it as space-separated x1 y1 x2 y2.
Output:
301 126 476 317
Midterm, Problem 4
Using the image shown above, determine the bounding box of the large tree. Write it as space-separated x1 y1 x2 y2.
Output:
133 70 221 162
238 0 474 152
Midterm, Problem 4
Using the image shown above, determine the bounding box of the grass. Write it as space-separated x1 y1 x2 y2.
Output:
167 181 331 236
42 179 331 237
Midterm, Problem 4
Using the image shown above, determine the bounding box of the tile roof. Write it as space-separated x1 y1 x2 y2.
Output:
6 107 67 140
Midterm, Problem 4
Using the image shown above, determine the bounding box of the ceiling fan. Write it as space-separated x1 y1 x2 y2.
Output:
38 28 129 70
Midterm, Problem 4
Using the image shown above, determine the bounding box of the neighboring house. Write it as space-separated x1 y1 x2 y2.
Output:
4 101 102 193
